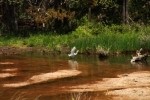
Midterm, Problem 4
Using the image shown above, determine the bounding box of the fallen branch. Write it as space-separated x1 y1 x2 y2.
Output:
131 48 149 62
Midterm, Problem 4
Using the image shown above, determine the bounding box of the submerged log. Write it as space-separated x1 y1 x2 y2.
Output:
131 54 148 62
131 48 149 62
98 50 109 60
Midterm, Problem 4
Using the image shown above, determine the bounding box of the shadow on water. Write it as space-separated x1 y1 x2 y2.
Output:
0 54 150 100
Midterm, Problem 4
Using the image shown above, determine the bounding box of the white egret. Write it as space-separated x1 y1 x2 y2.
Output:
68 46 79 58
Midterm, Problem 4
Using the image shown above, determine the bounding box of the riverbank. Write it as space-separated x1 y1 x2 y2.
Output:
0 46 149 56
0 24 150 55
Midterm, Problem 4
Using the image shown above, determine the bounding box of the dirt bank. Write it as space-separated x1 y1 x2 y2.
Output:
0 46 145 56
67 71 150 100
0 46 55 55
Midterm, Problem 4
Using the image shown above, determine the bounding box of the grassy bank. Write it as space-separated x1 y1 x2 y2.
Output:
0 23 150 54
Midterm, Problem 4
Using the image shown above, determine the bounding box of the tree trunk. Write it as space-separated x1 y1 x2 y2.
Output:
1 1 19 33
88 7 91 21
14 5 18 32
123 0 128 24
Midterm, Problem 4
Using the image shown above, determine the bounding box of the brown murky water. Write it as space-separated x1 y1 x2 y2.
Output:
0 54 150 100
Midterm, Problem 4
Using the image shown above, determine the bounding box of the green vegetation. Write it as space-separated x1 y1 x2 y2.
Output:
0 0 150 54
0 0 149 34
0 21 150 54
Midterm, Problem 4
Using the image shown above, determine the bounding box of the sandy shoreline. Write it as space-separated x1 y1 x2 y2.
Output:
66 71 150 100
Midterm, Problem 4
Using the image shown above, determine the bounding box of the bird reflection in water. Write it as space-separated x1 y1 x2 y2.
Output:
68 60 78 70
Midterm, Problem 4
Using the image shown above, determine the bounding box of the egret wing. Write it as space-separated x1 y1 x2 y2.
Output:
71 47 76 54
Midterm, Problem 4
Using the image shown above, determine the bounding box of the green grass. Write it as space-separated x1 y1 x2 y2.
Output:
0 36 25 47
71 33 140 53
0 24 150 54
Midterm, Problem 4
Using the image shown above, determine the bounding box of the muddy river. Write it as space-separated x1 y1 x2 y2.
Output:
0 53 150 100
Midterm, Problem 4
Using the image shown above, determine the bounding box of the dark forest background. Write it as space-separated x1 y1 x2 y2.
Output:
0 0 149 35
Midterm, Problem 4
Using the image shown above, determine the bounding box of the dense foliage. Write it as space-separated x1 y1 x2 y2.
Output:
0 22 150 53
129 0 150 24
0 0 149 35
